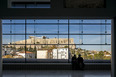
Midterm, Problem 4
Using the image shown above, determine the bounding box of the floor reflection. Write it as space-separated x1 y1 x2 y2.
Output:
3 70 111 77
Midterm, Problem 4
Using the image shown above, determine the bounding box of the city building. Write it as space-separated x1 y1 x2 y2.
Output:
16 51 35 58
37 50 48 59
52 48 69 59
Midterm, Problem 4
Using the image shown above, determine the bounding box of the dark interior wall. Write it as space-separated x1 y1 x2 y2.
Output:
65 0 105 8
0 0 116 19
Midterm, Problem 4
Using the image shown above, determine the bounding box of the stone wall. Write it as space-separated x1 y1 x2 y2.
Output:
7 36 76 49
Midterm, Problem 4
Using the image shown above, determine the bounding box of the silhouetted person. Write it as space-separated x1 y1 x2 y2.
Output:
72 54 77 70
5 51 7 55
77 54 85 70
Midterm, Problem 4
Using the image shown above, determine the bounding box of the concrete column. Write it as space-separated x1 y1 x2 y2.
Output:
0 19 2 77
111 17 116 77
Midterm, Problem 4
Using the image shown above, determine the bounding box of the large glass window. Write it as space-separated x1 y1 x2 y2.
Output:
2 19 111 62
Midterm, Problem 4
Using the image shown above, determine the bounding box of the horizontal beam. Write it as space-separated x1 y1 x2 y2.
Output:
2 33 111 35
2 23 111 25
3 44 111 45
0 8 116 19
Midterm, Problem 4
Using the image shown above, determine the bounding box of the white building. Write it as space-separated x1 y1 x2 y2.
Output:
37 50 48 59
52 48 69 59
16 52 25 58
16 51 35 58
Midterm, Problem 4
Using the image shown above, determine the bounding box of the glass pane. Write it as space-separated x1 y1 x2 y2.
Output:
26 45 36 59
69 35 80 44
69 45 111 60
12 4 25 8
107 35 111 44
26 35 58 44
83 35 105 44
11 35 25 44
79 45 111 60
11 20 25 23
2 45 25 58
12 25 25 33
59 19 68 34
83 20 105 23
37 4 50 8
36 19 58 23
26 20 35 23
53 46 69 59
26 25 35 33
2 25 10 33
69 25 80 33
36 45 58 59
35 20 58 33
3 35 25 44
59 25 68 34
2 20 11 23
69 20 80 23
107 25 111 34
3 35 10 44
35 24 58 33
59 35 68 44
83 25 105 33
52 45 69 59
26 35 36 44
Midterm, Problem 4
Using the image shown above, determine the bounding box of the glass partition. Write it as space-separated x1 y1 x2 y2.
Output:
2 19 111 63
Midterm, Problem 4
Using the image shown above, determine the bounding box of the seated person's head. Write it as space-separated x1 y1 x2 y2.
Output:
79 54 81 57
74 54 76 57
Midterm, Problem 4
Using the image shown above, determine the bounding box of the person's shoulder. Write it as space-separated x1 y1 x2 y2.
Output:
72 57 75 59
80 57 83 59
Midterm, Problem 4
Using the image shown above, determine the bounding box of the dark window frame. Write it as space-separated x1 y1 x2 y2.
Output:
2 19 111 63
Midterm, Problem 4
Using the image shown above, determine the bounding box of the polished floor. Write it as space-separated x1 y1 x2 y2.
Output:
3 70 111 77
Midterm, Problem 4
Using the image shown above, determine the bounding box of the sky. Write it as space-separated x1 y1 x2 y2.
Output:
2 19 111 51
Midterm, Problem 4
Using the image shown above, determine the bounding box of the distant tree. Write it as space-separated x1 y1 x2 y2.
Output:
51 45 57 49
10 46 12 48
98 51 104 60
70 49 75 55
18 46 22 51
88 55 93 60
75 51 79 56
12 46 16 50
6 46 9 48
29 46 33 52
77 48 83 53
84 50 88 59
94 54 99 59
33 46 37 52
36 42 40 44
64 46 68 48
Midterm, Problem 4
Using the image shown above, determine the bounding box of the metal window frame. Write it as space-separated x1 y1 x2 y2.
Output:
2 19 112 63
